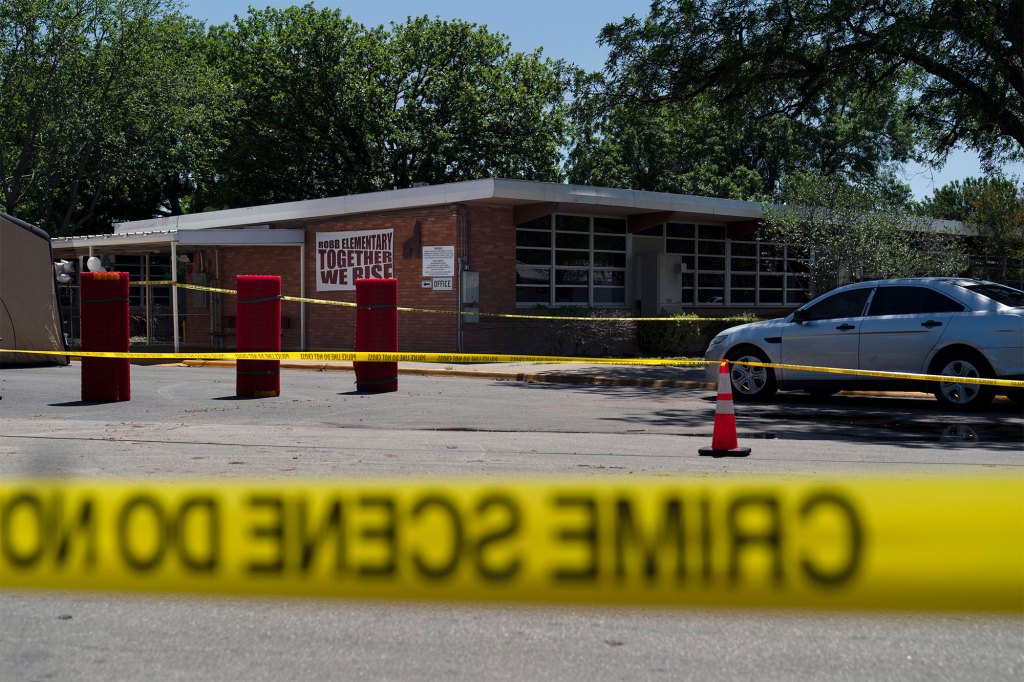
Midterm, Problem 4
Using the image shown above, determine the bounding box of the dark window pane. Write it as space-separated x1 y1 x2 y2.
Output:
592 252 626 268
517 216 549 230
760 289 783 304
698 256 725 271
667 239 693 254
787 289 810 304
698 288 725 304
594 288 625 304
667 223 695 238
556 232 589 249
593 270 625 286
516 265 550 285
732 258 757 272
698 240 725 255
555 287 588 303
516 286 549 303
732 242 757 257
698 225 725 239
868 286 965 315
594 235 626 251
759 274 783 289
732 289 756 304
516 249 549 265
760 259 785 273
760 244 784 259
555 269 589 285
555 251 589 266
700 273 725 288
731 274 756 288
962 283 1024 306
634 225 664 237
516 231 550 248
804 288 872 320
594 217 627 234
555 215 590 232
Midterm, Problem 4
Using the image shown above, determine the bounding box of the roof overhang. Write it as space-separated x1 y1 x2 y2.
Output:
51 228 305 257
110 179 765 235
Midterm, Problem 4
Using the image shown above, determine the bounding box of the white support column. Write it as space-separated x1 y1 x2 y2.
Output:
171 241 179 353
299 243 306 351
145 254 153 345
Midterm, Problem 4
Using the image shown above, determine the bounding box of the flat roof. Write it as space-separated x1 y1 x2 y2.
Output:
112 179 764 235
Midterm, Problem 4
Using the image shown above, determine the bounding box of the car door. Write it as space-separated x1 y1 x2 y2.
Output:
779 286 874 383
858 285 965 373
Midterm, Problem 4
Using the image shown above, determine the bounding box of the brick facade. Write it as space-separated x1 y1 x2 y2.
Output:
186 202 544 354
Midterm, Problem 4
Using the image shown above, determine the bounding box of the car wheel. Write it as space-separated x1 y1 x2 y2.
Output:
931 350 995 411
725 346 777 401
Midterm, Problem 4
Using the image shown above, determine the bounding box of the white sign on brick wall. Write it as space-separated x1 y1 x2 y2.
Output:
422 245 454 277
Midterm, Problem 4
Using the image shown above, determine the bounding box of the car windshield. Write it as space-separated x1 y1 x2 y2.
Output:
960 283 1024 307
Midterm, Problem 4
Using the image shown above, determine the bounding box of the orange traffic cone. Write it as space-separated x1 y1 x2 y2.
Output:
699 360 751 457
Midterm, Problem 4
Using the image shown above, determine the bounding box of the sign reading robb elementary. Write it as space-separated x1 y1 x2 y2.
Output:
317 229 394 291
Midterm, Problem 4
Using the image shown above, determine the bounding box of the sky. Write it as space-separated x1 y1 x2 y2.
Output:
181 0 1021 200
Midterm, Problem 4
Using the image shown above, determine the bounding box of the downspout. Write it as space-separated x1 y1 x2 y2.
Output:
453 204 472 353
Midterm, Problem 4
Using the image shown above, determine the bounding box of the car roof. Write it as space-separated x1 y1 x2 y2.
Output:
840 277 999 288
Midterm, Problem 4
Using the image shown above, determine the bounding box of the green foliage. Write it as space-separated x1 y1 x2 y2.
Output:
537 308 638 357
203 7 572 208
914 175 1024 284
0 0 233 234
637 314 701 356
595 0 1022 181
763 172 967 296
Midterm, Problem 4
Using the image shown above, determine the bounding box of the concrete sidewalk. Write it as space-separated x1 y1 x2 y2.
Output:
177 358 715 389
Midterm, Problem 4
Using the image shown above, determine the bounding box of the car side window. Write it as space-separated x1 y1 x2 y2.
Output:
802 288 873 321
867 286 965 316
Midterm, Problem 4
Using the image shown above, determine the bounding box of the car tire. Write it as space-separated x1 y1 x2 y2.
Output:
931 349 995 411
725 346 777 402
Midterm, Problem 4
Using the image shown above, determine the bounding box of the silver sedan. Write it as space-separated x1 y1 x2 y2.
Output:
704 278 1024 410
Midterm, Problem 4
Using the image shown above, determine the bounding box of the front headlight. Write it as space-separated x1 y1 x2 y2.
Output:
709 334 728 347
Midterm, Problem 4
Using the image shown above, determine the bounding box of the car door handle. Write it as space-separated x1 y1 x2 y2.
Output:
921 320 943 328
835 323 856 331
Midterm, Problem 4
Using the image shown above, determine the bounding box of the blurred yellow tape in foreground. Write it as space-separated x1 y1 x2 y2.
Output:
2 477 1021 612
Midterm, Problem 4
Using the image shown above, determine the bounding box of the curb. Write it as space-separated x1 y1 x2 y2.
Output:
177 359 715 390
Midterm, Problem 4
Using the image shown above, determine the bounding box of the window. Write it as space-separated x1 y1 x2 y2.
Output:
803 288 873 321
868 286 965 316
516 215 627 306
961 283 1024 307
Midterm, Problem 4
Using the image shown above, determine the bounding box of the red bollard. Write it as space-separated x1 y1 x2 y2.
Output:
236 275 281 398
80 271 131 402
354 278 398 393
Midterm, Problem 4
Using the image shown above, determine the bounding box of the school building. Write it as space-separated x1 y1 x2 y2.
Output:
50 178 813 355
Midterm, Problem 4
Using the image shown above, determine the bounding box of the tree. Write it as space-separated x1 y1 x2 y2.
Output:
203 7 572 209
203 5 387 209
763 172 966 296
598 1 1023 174
917 176 1024 283
0 0 232 234
379 16 569 189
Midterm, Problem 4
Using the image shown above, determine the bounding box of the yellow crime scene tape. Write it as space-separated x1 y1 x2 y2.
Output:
1 348 1021 388
132 281 748 322
1 477 1021 612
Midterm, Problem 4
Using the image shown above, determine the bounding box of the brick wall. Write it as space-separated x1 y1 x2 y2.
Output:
192 203 642 356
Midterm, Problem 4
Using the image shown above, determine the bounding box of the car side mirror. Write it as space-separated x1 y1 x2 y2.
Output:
791 309 808 324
